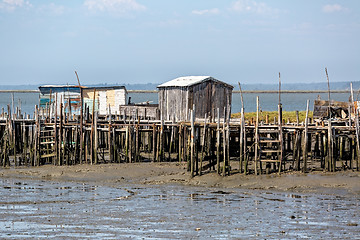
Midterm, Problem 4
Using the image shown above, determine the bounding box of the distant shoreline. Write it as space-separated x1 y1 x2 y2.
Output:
0 89 352 93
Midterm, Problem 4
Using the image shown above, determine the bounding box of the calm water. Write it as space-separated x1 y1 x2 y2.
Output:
129 92 352 113
1 91 352 117
0 178 359 239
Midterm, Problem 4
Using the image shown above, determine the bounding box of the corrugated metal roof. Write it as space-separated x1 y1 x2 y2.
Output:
157 76 233 88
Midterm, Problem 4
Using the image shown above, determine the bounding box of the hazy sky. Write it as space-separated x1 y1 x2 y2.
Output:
1 0 359 86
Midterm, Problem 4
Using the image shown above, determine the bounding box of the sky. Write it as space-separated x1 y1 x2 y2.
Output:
1 0 360 86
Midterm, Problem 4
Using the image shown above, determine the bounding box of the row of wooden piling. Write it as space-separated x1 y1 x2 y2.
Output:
0 101 359 176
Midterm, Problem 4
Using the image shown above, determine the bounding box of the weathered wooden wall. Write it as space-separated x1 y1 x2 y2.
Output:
158 87 188 121
158 81 232 121
83 88 127 115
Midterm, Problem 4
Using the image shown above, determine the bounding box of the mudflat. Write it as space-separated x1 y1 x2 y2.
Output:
1 163 359 195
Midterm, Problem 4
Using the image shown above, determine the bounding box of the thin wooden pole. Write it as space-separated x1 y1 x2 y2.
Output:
94 111 98 164
190 109 195 178
238 82 245 173
75 71 84 164
90 89 96 165
200 113 207 175
152 123 156 162
54 93 58 165
222 108 227 176
59 102 63 166
350 82 360 171
216 108 220 174
278 72 281 105
160 117 164 162
328 120 334 171
303 100 310 173
278 73 283 173
325 67 331 118
296 110 299 126
178 124 182 163
254 96 259 175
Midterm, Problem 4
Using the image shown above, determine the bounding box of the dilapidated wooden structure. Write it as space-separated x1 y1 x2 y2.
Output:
157 76 233 121
39 85 82 116
119 104 159 120
82 86 127 115
313 99 350 119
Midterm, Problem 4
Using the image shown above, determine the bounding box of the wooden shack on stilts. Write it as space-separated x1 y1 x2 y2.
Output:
157 76 234 176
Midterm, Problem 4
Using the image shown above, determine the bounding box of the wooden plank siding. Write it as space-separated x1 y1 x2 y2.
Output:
158 78 233 121
82 87 127 115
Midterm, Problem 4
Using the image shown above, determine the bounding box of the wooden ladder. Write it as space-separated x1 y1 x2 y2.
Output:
39 122 57 164
258 126 283 173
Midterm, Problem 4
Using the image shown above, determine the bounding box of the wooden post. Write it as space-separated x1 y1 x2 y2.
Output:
292 130 299 170
89 90 95 164
135 118 139 162
348 105 352 127
222 111 226 176
254 96 259 175
216 108 220 174
303 100 310 173
350 82 360 171
108 106 113 163
278 106 284 174
94 112 98 164
54 93 58 165
339 136 344 169
190 109 195 178
168 117 175 161
22 121 26 166
75 71 84 164
159 117 164 162
200 114 207 175
328 120 334 171
178 124 182 162
238 82 245 173
296 111 299 126
59 102 63 166
35 106 40 166
152 123 156 162
125 126 129 162
278 73 283 173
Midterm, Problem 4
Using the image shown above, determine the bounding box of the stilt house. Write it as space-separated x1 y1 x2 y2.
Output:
157 76 233 121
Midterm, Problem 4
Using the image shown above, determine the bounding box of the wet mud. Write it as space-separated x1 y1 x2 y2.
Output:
1 178 359 239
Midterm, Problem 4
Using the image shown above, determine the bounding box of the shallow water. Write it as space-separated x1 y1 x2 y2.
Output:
1 92 352 117
0 179 359 239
